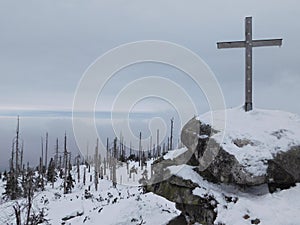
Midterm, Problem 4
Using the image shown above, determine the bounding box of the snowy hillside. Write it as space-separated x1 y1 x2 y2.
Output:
0 162 180 225
2 107 300 225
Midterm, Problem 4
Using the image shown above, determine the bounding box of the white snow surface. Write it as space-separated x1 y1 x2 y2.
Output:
197 106 300 175
163 147 188 160
167 164 300 225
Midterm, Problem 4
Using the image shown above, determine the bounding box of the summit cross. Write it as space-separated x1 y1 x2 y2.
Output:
217 17 282 111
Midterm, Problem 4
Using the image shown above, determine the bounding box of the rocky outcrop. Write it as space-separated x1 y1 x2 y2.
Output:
147 172 217 225
195 145 266 186
147 110 300 224
181 117 300 191
147 154 217 225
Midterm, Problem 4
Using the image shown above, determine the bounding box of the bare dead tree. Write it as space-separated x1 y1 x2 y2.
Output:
103 157 106 176
59 155 62 171
76 155 80 183
25 169 34 225
11 142 15 171
45 132 48 170
13 203 21 225
20 141 24 174
86 142 89 165
157 129 160 158
112 138 117 188
55 138 59 169
170 118 174 151
149 136 152 159
99 153 103 179
129 141 132 157
106 138 109 171
83 166 86 185
63 133 68 194
39 157 44 190
68 152 72 175
139 132 142 167
94 139 99 191
41 137 43 173
15 116 20 175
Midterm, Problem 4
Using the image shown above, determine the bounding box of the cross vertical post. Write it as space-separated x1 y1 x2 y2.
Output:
245 17 253 111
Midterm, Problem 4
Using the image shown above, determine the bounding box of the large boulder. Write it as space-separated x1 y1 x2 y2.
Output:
181 117 266 186
181 108 300 191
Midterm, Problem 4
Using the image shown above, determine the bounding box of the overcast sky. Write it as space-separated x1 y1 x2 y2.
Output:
0 0 299 170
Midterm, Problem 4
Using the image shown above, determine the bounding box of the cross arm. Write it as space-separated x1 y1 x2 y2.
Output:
252 39 282 47
217 41 245 49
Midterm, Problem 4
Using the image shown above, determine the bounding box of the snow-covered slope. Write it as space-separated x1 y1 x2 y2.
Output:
198 106 300 176
0 162 180 225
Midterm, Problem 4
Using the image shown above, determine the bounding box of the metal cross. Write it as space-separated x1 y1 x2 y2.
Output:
217 17 282 111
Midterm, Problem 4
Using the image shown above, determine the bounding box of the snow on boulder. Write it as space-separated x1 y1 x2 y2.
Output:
181 106 300 191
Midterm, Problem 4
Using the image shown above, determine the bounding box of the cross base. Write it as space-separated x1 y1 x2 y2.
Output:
245 102 253 112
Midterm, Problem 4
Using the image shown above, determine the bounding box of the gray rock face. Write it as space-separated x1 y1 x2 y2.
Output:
181 117 300 191
267 146 300 192
180 116 201 155
147 173 217 225
181 117 266 186
147 154 217 225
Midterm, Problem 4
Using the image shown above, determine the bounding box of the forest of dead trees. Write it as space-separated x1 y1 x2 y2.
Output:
0 117 177 225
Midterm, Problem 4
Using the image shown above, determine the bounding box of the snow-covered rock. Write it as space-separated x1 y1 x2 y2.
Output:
181 106 300 190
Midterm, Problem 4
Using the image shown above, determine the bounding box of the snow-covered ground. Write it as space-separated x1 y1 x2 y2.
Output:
198 106 300 176
0 162 180 225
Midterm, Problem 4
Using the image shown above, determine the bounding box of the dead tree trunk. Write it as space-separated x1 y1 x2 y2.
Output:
55 138 59 169
106 138 109 171
83 167 86 185
94 139 99 191
112 138 117 188
149 136 152 159
170 118 174 150
45 132 48 170
41 137 43 173
103 157 106 176
13 203 21 225
15 116 20 175
20 141 24 174
26 170 33 225
63 133 68 194
76 155 80 183
157 129 160 158
130 141 132 157
139 132 142 168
